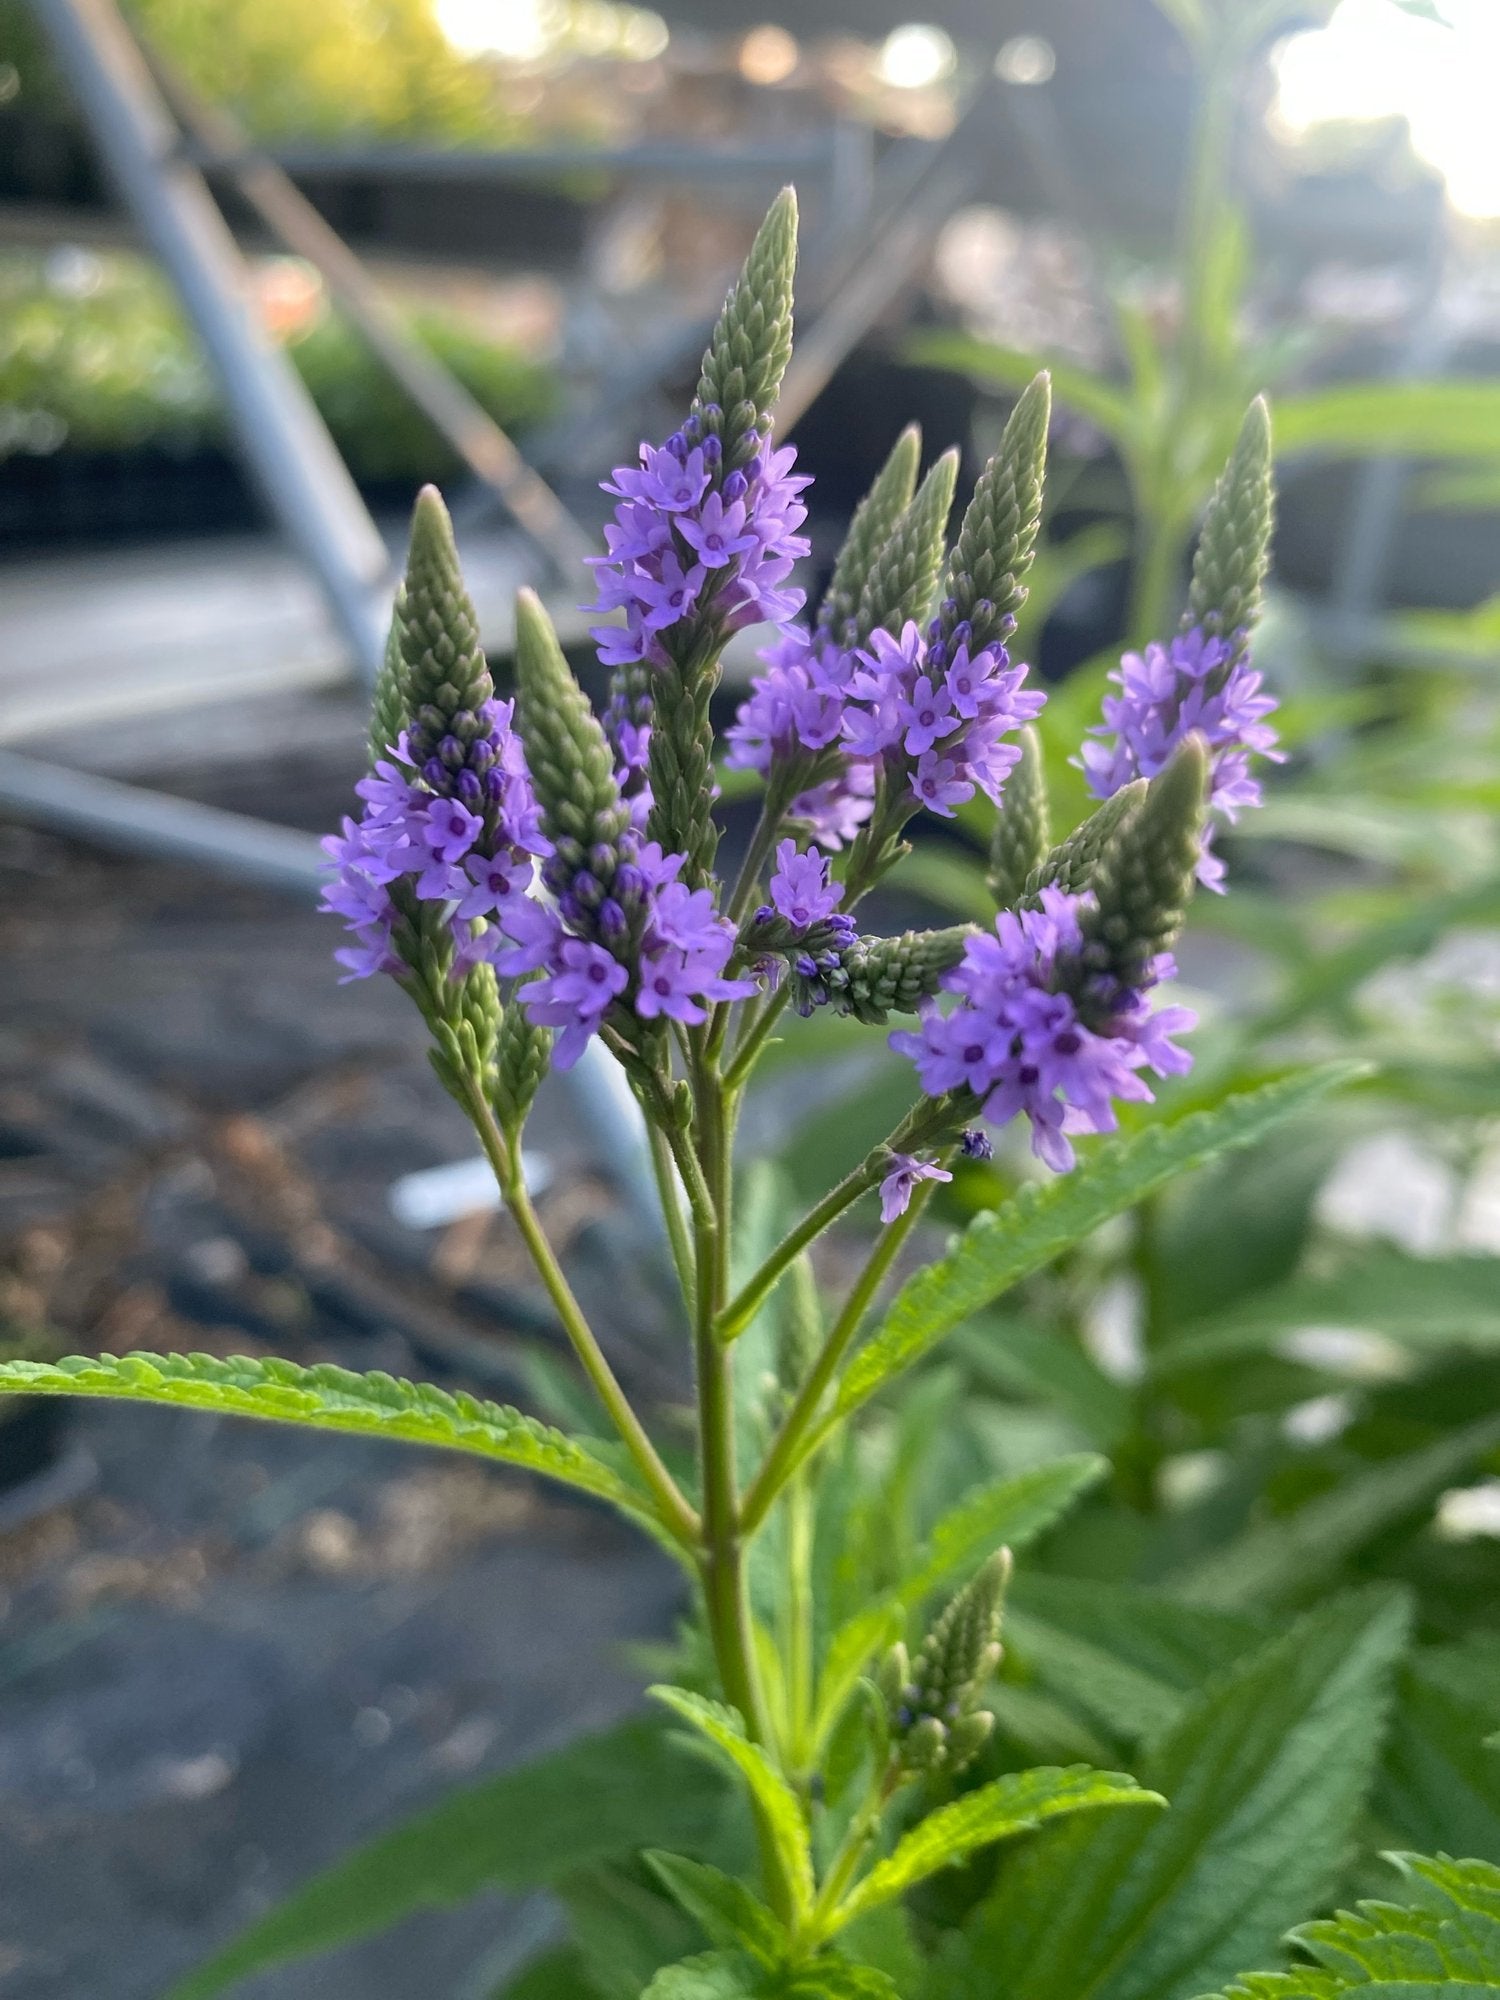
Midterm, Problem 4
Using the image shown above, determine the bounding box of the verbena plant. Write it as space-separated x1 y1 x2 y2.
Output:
2 191 1496 2000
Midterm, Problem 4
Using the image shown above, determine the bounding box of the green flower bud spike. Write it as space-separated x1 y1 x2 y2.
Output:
820 425 922 643
884 1549 1012 1777
513 587 629 869
853 448 960 646
987 725 1050 907
693 185 798 472
493 985 553 1143
1185 395 1274 667
368 583 409 765
837 926 975 1024
400 486 494 769
941 370 1051 653
1078 734 1208 1006
1026 779 1147 904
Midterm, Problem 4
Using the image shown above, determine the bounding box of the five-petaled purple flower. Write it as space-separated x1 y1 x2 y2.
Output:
890 887 1196 1172
768 839 844 931
879 1152 953 1223
1081 628 1281 890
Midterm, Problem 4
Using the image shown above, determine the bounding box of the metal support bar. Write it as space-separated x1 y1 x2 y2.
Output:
146 46 595 583
28 0 393 682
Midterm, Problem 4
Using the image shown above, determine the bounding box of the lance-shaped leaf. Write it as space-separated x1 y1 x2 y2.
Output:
0 1352 661 1533
827 1766 1162 1933
645 1854 787 1967
1200 1851 1500 2000
935 1590 1411 2000
164 1717 735 1999
826 1064 1364 1436
649 1688 815 1919
1379 1642 1500 1863
1169 1412 1500 1609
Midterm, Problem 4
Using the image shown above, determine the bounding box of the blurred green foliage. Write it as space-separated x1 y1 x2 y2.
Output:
0 248 557 480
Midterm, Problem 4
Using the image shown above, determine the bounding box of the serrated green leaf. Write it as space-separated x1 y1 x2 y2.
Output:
829 1066 1364 1433
829 1767 1161 1932
646 1854 787 1967
811 1456 1106 1754
1201 1851 1500 2000
0 1351 661 1533
642 1951 762 1999
935 1591 1411 2000
1154 1250 1500 1377
165 1719 735 2000
1005 1577 1268 1745
650 1688 814 1918
1170 1415 1500 1608
778 1960 902 1997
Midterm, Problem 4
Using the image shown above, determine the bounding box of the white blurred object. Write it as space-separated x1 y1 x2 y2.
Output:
1316 1130 1458 1252
389 1152 552 1229
1435 1479 1500 1541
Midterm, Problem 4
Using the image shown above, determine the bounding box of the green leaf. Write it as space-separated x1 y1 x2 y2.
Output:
645 1854 787 1967
1201 1851 1500 2000
1276 380 1500 462
165 1719 736 2000
1154 1250 1500 1377
830 1066 1364 1433
904 332 1135 446
829 1766 1162 1931
1005 1576 1268 1744
642 1951 762 2000
1169 1414 1500 1608
1380 1644 1500 1863
935 1591 1411 2000
951 1318 1133 1449
0 1351 660 1532
640 1952 902 1999
649 1688 815 1918
811 1456 1106 1753
498 1945 604 1999
901 1455 1108 1602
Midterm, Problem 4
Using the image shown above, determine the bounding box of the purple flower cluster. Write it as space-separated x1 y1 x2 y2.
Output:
1081 628 1281 890
321 700 550 983
890 887 1196 1172
843 617 1046 818
725 627 877 851
750 840 858 1009
879 1152 952 1223
504 838 758 1070
586 413 811 669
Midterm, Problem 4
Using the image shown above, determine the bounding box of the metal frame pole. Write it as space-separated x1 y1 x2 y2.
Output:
28 0 393 681
144 46 596 582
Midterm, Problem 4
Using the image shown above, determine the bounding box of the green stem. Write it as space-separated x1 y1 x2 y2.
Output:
724 985 792 1093
742 1180 937 1539
467 1088 699 1551
689 1046 799 1922
718 1152 885 1344
784 1463 816 1781
648 1120 696 1304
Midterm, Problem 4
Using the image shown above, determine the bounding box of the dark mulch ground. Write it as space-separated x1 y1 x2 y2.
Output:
0 744 688 2000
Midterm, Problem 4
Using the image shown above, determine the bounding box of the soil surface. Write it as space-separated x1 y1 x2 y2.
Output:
0 738 687 2000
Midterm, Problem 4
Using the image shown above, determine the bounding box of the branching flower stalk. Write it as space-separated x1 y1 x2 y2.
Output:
313 189 1282 1954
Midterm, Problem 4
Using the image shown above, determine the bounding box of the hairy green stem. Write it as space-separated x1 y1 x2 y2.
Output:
466 1087 700 1549
741 1176 938 1538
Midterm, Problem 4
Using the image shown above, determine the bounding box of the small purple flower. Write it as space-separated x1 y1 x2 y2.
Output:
1081 628 1282 890
890 887 1196 1173
768 839 843 931
912 753 974 817
879 1152 953 1224
421 797 482 864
